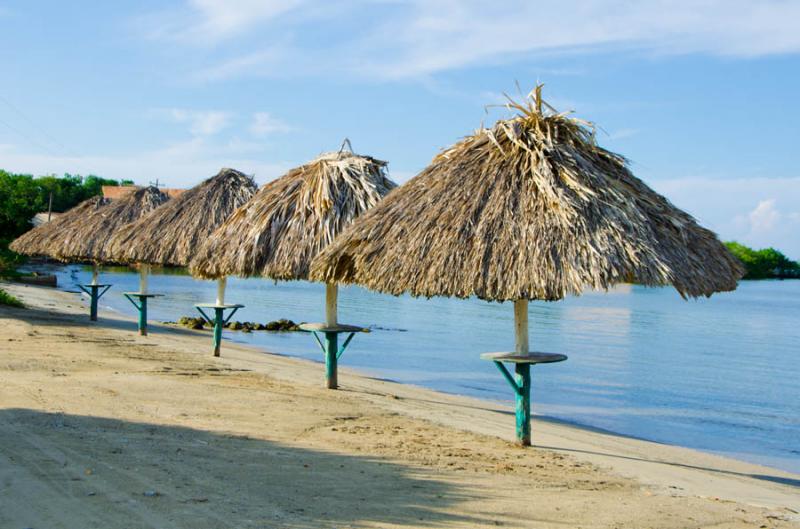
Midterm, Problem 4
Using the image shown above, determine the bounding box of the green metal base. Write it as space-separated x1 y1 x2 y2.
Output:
195 304 243 357
123 293 162 336
493 361 532 446
325 332 339 389
77 284 111 321
483 352 567 446
300 324 363 390
514 364 531 445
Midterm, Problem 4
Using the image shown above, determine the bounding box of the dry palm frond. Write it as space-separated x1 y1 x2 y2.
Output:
11 187 169 263
10 196 110 257
105 168 257 267
189 149 396 280
310 86 744 301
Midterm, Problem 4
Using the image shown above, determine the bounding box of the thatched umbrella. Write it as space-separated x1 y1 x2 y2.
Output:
11 195 110 260
11 196 112 319
190 142 397 383
10 187 169 321
106 168 258 350
310 87 744 444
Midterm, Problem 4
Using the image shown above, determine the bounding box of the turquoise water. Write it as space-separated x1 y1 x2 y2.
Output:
55 265 800 473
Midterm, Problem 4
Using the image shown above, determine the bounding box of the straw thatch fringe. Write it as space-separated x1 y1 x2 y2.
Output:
105 168 257 267
310 88 744 301
11 187 169 263
9 196 110 257
189 150 396 280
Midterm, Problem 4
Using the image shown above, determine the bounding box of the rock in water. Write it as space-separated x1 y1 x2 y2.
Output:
264 318 299 331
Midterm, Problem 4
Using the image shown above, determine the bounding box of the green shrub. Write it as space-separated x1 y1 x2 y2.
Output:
725 242 800 279
0 239 26 279
0 288 23 308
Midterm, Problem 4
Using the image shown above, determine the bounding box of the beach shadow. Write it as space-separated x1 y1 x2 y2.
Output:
536 444 800 489
0 408 484 529
336 387 800 490
0 302 211 340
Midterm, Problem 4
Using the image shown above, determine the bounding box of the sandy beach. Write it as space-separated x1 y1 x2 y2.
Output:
1 281 798 529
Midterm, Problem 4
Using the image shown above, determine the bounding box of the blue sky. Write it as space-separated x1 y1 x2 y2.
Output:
1 1 799 257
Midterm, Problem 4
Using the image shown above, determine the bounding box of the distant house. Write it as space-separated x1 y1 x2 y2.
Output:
31 211 62 227
101 185 184 199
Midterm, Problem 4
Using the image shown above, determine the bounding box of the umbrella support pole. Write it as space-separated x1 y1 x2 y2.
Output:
123 292 163 336
300 324 364 390
515 364 532 445
195 304 243 357
310 330 357 389
77 284 111 321
482 353 568 445
325 332 338 389
492 361 532 445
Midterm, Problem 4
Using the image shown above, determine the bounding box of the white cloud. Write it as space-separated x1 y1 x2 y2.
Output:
185 0 305 39
364 0 800 78
652 176 800 258
249 112 291 137
746 199 781 233
1 107 296 186
389 170 416 184
150 108 232 136
0 141 290 187
147 0 800 81
606 128 640 141
194 48 286 81
138 0 308 44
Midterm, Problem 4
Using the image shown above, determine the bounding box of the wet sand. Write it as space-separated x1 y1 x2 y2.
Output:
1 281 798 528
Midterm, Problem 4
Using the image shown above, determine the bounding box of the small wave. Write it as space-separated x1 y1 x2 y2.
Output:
368 325 408 332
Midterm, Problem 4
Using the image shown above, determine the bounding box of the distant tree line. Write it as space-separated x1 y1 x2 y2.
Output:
725 242 800 279
0 169 133 241
0 170 134 276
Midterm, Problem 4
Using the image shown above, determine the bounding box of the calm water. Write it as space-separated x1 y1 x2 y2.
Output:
54 265 800 473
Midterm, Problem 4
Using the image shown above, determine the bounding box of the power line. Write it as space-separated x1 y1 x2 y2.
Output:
0 93 78 157
0 114 62 157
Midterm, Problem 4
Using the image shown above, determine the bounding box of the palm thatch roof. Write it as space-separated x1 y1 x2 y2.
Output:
105 168 257 267
10 196 110 257
310 88 744 301
10 187 169 263
189 147 397 280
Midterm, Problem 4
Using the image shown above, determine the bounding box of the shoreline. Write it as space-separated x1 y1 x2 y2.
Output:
37 260 800 477
2 281 799 527
72 294 786 474
98 285 798 476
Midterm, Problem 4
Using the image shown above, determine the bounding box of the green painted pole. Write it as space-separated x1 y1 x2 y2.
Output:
89 286 99 321
515 363 531 446
138 296 148 336
213 307 224 357
325 331 338 389
138 264 150 336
